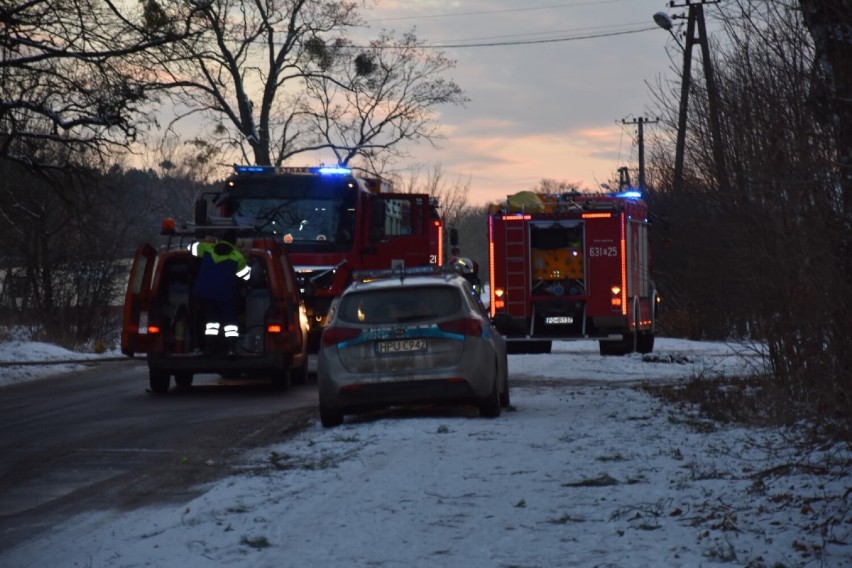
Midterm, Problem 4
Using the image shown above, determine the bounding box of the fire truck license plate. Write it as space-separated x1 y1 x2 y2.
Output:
545 316 573 325
376 339 428 354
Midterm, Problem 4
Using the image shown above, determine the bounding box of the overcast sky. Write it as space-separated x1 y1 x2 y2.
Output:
347 0 708 205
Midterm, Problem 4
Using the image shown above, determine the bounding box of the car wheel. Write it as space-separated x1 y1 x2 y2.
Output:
174 372 193 389
149 370 170 393
319 404 343 428
479 363 502 418
499 372 511 408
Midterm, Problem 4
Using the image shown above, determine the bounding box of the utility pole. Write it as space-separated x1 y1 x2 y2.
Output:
664 0 728 194
622 116 659 193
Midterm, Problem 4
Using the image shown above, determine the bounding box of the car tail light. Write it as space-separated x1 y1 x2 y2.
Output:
322 326 361 347
438 318 483 337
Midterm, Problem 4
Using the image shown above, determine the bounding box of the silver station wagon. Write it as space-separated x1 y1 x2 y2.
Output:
317 268 509 427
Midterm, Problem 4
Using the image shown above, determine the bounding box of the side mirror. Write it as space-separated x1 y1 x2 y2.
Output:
449 227 459 247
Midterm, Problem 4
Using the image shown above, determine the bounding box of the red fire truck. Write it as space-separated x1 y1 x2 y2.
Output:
202 165 448 350
488 190 656 355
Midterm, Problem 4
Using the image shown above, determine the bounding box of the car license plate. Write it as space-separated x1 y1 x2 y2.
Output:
545 316 573 325
376 338 428 354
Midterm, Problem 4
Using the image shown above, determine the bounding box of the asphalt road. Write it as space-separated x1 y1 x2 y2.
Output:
0 359 319 552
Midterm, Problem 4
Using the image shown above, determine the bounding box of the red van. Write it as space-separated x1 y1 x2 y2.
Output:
121 230 308 393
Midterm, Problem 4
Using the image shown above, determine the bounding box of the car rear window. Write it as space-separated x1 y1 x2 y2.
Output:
338 286 462 324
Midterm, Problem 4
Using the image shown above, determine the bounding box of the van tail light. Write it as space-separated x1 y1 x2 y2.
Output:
438 318 483 337
146 313 161 334
321 326 361 348
265 302 290 337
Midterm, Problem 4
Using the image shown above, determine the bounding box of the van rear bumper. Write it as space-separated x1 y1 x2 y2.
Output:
147 351 295 375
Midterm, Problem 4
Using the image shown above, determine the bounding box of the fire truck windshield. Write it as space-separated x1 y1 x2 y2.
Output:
224 176 357 251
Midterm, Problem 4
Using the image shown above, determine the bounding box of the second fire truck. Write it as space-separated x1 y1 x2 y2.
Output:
488 190 656 355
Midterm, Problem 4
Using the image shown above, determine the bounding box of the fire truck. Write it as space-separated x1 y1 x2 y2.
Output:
487 190 656 355
199 165 448 351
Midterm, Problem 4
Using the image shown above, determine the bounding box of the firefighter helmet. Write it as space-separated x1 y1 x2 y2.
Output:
452 257 475 274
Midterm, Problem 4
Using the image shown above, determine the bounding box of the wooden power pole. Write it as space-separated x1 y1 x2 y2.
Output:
622 116 659 193
669 0 728 194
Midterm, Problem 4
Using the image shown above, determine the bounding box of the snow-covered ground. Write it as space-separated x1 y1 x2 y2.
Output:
1 338 849 567
0 338 124 387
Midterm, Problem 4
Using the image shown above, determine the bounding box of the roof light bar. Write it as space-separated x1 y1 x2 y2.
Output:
232 165 353 176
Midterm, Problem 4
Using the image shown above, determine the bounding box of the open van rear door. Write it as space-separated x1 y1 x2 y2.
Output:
121 244 157 356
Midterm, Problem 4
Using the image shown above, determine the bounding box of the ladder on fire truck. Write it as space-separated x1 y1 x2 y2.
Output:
501 219 529 316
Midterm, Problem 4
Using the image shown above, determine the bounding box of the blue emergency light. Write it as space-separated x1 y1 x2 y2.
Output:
316 166 352 175
613 189 642 199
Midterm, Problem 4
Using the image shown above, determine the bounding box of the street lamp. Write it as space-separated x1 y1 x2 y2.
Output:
653 11 684 51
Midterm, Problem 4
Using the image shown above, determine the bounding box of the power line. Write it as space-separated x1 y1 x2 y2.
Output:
367 0 633 23
387 26 658 50
431 21 654 45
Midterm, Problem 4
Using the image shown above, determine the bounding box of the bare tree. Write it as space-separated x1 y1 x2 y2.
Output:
646 0 851 429
799 0 852 230
136 0 466 170
302 30 467 171
0 0 173 167
0 159 137 346
797 0 852 428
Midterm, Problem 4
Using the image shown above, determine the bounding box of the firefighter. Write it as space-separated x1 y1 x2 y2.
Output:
449 247 480 276
452 255 482 295
189 231 251 355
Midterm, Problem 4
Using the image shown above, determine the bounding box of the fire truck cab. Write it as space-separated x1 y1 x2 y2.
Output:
202 166 446 351
121 223 309 393
488 190 656 356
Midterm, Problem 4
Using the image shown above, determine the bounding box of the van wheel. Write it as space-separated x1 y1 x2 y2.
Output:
291 358 309 385
175 373 193 389
271 368 291 391
149 370 170 393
